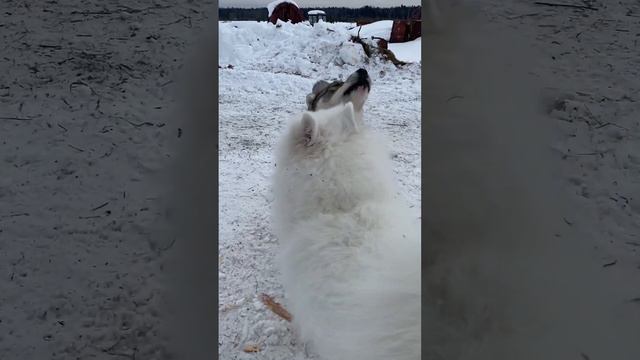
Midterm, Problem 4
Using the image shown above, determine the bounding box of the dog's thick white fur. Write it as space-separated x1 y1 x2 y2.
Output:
272 102 420 360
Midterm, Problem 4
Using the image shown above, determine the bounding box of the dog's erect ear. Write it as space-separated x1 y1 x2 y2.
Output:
311 80 330 94
305 93 316 110
301 112 318 146
307 81 329 110
339 102 358 133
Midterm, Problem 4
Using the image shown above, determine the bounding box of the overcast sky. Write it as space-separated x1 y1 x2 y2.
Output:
219 0 421 8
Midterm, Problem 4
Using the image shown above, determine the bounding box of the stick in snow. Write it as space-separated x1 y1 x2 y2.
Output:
259 293 292 322
0 116 32 121
534 2 598 11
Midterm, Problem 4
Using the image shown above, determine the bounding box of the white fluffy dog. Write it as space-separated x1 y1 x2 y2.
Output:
272 101 421 360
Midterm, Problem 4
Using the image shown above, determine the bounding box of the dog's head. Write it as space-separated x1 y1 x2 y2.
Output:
306 68 371 113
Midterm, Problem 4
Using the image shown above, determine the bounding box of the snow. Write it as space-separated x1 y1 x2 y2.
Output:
218 20 412 78
0 0 215 359
487 0 640 267
308 10 325 15
423 0 640 357
350 20 394 40
337 42 367 65
388 37 421 63
267 0 299 17
219 20 420 360
348 20 420 63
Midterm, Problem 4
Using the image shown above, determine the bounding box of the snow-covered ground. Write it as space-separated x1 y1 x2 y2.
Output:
422 0 640 358
474 0 640 280
0 0 214 358
496 0 640 266
389 38 422 63
218 20 421 360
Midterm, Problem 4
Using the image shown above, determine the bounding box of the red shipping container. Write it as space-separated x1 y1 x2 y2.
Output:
389 20 421 43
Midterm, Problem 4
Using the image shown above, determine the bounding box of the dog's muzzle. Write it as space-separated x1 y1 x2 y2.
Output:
344 68 371 96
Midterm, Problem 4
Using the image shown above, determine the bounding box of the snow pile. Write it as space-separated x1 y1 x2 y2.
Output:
389 37 421 63
337 41 367 65
218 20 421 76
349 20 394 40
349 20 422 63
218 30 240 66
219 20 418 78
219 21 350 76
267 0 299 17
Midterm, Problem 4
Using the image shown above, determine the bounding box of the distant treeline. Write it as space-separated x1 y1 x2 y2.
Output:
219 6 420 22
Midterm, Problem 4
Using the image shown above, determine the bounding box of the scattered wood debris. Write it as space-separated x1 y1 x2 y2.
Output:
243 343 261 353
350 35 406 67
259 293 292 322
534 2 598 11
602 260 617 268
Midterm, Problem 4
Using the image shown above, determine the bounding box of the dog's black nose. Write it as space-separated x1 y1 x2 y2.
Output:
356 68 368 77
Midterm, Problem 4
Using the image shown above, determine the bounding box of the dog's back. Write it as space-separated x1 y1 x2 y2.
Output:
273 103 420 360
